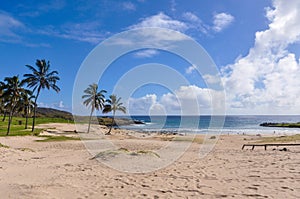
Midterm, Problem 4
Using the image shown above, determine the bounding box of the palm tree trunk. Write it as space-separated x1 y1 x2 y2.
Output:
25 110 28 129
2 112 7 122
32 88 40 132
7 111 13 135
32 104 37 132
87 109 93 133
106 111 115 135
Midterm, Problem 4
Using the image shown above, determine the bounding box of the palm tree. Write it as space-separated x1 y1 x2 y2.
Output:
0 81 4 96
18 91 35 129
2 76 28 135
0 81 6 120
23 59 60 132
82 83 106 133
0 81 9 121
103 95 126 135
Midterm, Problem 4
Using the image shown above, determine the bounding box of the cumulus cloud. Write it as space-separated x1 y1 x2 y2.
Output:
182 12 199 22
58 101 65 108
222 0 300 114
129 11 234 36
212 12 234 32
37 100 68 111
185 65 197 74
182 12 208 34
109 15 189 49
127 85 225 115
128 94 158 115
203 74 222 85
133 49 159 58
129 12 188 32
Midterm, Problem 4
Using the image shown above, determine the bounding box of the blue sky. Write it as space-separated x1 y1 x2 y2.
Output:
1 0 300 115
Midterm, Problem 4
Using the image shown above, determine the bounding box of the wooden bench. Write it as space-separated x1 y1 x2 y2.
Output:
242 143 300 150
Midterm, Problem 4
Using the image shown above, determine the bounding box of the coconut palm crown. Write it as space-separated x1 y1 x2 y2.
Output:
102 94 126 135
23 59 60 132
2 76 29 135
82 83 106 133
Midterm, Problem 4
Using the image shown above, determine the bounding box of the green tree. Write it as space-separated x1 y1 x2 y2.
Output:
2 76 28 135
82 83 106 133
102 95 126 135
18 91 35 129
0 81 6 121
23 59 60 132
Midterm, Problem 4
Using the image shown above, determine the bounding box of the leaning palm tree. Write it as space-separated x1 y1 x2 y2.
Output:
2 76 28 135
102 95 126 135
23 59 60 132
82 83 106 133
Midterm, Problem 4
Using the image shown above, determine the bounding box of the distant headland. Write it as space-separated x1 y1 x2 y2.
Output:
260 122 300 128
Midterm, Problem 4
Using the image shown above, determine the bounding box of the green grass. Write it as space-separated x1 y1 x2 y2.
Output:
35 117 74 125
131 150 160 158
36 135 80 142
172 136 203 144
0 116 72 136
0 142 9 148
91 147 160 160
257 134 300 143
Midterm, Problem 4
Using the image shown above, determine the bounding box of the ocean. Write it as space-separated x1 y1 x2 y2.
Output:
119 115 300 135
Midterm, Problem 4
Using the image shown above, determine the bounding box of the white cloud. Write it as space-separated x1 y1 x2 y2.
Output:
19 0 65 17
0 11 24 43
58 101 65 108
39 22 108 44
185 65 197 74
122 2 136 11
39 0 65 12
122 11 233 49
0 10 104 45
109 20 189 49
170 0 176 12
126 85 225 115
38 100 69 111
203 74 222 85
212 12 234 32
133 49 159 58
128 94 158 115
129 11 233 36
182 12 208 34
129 12 188 32
182 12 199 22
222 0 300 114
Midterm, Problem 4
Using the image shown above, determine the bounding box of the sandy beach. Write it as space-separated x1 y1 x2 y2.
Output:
0 123 299 198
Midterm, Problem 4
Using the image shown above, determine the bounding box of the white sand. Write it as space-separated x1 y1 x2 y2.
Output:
0 123 299 198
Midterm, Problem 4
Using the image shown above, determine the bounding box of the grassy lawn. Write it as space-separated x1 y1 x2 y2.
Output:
0 116 73 136
257 134 300 143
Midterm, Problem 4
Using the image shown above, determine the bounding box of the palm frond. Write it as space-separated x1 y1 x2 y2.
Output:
25 65 38 73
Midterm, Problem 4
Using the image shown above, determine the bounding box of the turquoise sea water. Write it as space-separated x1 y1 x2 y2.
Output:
119 115 300 135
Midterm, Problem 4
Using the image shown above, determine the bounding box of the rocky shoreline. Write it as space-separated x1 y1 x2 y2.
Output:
260 122 300 128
